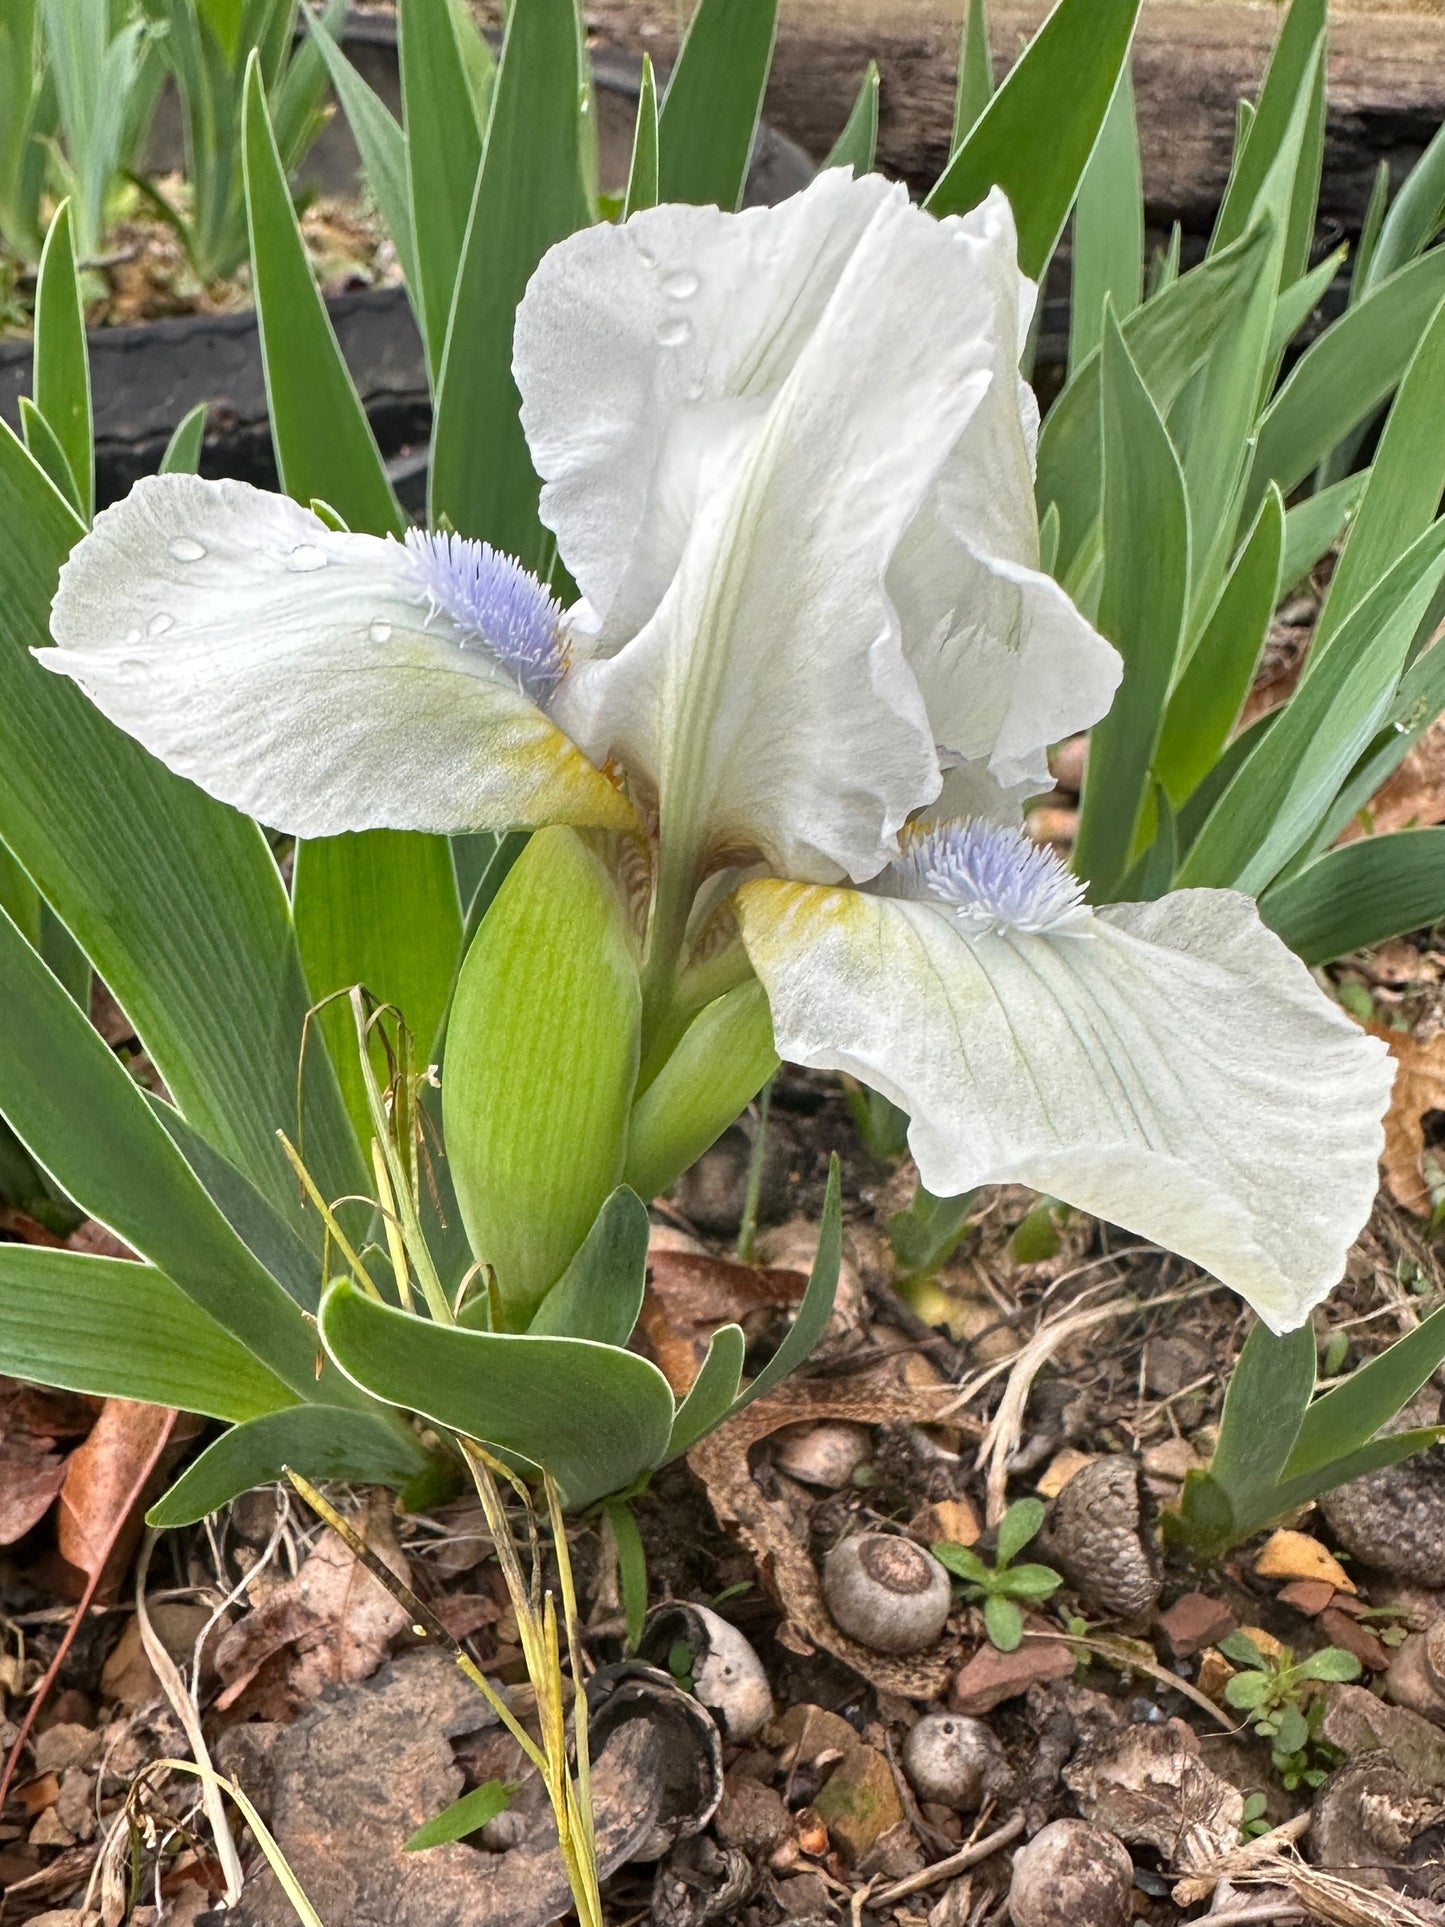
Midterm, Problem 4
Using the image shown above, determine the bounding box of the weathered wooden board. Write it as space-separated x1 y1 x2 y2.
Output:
583 1 1445 236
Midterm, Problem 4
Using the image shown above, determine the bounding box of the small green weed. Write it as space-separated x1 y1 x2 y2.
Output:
934 1498 1063 1652
1217 1631 1360 1791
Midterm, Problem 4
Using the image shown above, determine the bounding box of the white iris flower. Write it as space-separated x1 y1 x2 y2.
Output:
41 169 1391 1334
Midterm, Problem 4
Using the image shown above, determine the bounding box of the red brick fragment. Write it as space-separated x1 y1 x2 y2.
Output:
1157 1591 1237 1659
1276 1579 1336 1617
1320 1607 1392 1673
951 1637 1073 1714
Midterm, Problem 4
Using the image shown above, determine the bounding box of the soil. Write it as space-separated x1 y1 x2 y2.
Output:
0 186 399 337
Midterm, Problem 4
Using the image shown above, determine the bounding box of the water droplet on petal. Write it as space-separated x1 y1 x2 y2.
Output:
169 536 205 563
369 620 393 644
287 543 327 573
656 316 693 348
663 268 699 300
634 242 657 269
123 627 142 646
148 612 174 637
684 379 706 403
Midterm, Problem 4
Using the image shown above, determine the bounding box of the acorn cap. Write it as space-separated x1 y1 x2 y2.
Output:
822 1533 952 1655
638 1602 773 1742
1038 1457 1161 1624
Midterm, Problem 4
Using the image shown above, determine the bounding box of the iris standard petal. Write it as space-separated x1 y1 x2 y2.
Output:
888 195 1121 786
736 860 1392 1332
533 180 1035 886
516 168 895 645
41 475 634 839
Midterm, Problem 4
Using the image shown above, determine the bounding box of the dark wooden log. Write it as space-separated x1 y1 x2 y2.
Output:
582 2 1445 239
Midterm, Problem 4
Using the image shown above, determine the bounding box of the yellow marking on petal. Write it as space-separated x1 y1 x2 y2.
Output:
734 877 872 957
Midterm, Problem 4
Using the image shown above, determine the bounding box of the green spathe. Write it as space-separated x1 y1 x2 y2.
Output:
442 826 641 1329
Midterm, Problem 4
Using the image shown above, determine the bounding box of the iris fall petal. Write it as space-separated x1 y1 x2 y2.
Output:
736 871 1392 1331
42 476 633 838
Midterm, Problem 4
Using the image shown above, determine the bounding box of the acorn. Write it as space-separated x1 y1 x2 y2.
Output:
902 1713 1013 1812
773 1420 873 1489
1008 1819 1133 1927
822 1534 952 1655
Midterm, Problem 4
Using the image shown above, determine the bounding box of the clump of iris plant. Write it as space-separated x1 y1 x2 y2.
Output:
44 170 1390 1341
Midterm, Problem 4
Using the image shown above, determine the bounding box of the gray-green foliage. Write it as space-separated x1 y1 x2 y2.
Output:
1052 0 1445 962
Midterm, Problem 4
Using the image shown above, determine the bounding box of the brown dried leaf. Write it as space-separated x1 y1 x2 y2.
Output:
1062 1720 1243 1873
641 1236 806 1395
55 1400 182 1597
687 1371 981 1698
1365 1021 1445 1214
214 1492 413 1714
0 1379 96 1545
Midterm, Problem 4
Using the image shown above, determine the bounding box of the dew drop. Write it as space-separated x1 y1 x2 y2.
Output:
634 243 658 269
287 543 327 573
684 379 706 403
123 626 142 647
663 268 699 300
369 620 393 644
656 316 693 348
169 536 205 563
147 612 174 637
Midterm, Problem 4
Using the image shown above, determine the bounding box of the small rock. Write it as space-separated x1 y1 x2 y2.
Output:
903 1713 1013 1812
913 1497 981 1548
230 1488 284 1547
1238 1623 1285 1661
1255 1529 1356 1592
1143 1333 1211 1397
756 1218 868 1364
54 1768 95 1843
1385 1620 1445 1724
1039 1457 1161 1624
28 1806 74 1848
25 1914 98 1927
1049 735 1088 794
858 1818 927 1881
1320 1682 1445 1786
813 1741 906 1864
1008 1818 1133 1927
775 1869 832 1918
1319 1398 1445 1587
1036 1448 1096 1498
1276 1579 1337 1617
952 1633 1074 1714
31 1722 99 1775
671 1119 792 1236
1140 1437 1205 1487
1157 1592 1236 1660
1196 1647 1237 1703
1319 1607 1392 1673
714 1774 789 1856
769 1703 859 1768
773 1421 872 1490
